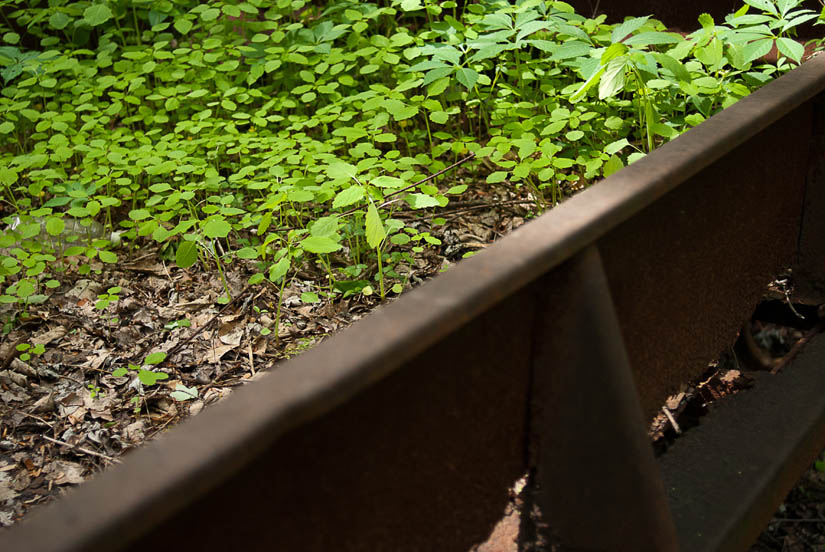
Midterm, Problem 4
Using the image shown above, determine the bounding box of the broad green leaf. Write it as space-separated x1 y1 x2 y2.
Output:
202 218 231 239
15 279 35 298
0 121 12 133
301 292 320 303
455 68 479 90
176 241 199 269
45 217 64 236
611 16 650 43
144 351 167 365
326 162 358 180
603 155 624 177
174 18 193 34
310 216 340 238
236 247 258 259
138 369 168 386
84 4 113 26
604 138 631 156
333 186 365 208
486 171 508 183
269 256 290 283
301 236 342 254
365 202 385 248
0 167 16 185
49 12 71 30
112 367 128 377
383 99 418 121
129 209 151 221
743 38 775 64
429 111 449 124
201 8 221 21
776 37 804 63
99 250 117 264
371 176 405 188
406 193 441 209
598 58 627 99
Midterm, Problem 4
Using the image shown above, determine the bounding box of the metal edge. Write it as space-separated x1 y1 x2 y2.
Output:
4 55 825 552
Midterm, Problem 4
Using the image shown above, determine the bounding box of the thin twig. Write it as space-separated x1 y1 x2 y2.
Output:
662 406 681 434
41 435 121 464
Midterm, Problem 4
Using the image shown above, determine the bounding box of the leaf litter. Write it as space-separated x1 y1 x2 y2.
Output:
0 175 532 529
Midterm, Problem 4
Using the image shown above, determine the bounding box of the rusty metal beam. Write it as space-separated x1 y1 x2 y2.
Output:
3 46 825 552
660 333 825 551
531 245 678 550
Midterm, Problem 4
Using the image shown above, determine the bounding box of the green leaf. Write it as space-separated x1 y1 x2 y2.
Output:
603 154 624 177
84 4 113 26
268 256 290 283
112 367 128 377
45 217 64 236
138 369 168 386
49 12 71 30
371 176 405 188
604 138 631 156
486 171 508 183
0 167 18 186
310 216 340 238
236 247 258 259
170 384 198 401
598 58 627 100
301 292 320 303
383 99 418 121
743 38 774 64
429 111 449 124
455 68 479 90
776 37 804 63
202 217 231 239
333 186 365 209
365 202 385 249
129 209 151 221
0 121 12 134
99 250 117 264
301 236 342 254
201 8 221 21
611 16 650 43
174 18 194 34
144 351 167 365
406 193 441 209
326 162 358 180
15 279 35 298
176 241 199 269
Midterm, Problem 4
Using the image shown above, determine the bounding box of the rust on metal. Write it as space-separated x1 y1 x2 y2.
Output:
660 333 825 551
3 45 825 552
530 245 678 550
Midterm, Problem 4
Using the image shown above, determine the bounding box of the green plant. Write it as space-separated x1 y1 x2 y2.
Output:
0 0 817 356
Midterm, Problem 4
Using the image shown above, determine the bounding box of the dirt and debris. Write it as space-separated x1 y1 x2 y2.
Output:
0 179 535 529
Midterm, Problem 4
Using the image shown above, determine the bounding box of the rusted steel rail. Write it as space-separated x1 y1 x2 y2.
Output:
4 48 825 552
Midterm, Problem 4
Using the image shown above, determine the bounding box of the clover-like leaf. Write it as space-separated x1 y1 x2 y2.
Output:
84 4 113 27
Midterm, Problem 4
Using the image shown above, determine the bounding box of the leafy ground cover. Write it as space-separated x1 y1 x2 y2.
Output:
0 0 823 531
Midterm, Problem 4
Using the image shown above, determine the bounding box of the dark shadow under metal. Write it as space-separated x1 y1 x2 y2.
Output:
660 333 825 551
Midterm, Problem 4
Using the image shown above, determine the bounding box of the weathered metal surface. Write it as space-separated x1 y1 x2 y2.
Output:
660 333 825 551
531 245 678 550
796 93 825 302
599 101 811 418
3 40 825 552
